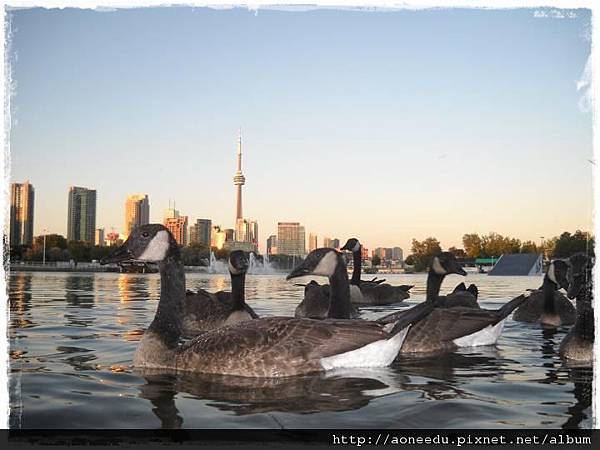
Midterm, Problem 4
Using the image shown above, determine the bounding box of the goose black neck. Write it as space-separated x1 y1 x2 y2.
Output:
426 269 445 303
350 247 362 286
542 276 557 314
148 254 185 349
328 258 353 319
230 272 246 311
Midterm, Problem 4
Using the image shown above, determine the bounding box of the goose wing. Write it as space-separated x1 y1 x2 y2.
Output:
402 295 527 353
176 317 389 377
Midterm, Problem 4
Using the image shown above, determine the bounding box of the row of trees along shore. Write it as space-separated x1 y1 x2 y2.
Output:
10 230 593 273
405 230 594 272
9 236 303 271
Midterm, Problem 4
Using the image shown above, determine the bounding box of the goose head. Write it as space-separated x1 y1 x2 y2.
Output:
286 248 344 280
341 238 361 253
100 224 177 264
229 250 249 275
567 253 593 300
547 260 569 291
430 252 468 277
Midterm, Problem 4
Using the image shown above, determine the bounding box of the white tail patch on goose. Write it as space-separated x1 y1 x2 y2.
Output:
319 326 410 370
431 256 447 275
138 231 170 262
313 251 338 277
452 319 505 348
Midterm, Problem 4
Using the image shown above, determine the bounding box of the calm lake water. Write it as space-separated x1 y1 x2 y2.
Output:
8 271 593 429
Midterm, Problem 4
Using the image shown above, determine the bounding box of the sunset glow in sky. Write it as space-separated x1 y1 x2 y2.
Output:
8 6 593 253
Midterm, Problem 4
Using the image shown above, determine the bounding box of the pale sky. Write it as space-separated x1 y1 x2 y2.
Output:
8 6 593 253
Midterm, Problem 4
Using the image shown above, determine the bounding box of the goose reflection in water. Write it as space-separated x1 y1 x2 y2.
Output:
137 368 407 426
538 327 592 429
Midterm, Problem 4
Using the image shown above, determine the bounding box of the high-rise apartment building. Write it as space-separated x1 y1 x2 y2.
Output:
10 181 35 246
95 228 105 247
267 235 277 255
323 236 332 248
67 186 96 243
124 194 150 237
331 238 340 249
164 216 188 246
190 219 212 247
277 222 306 256
392 247 403 262
308 233 318 252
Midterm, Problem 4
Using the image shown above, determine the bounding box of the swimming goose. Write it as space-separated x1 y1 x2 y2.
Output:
102 225 431 377
294 280 359 320
439 282 480 308
559 253 594 363
340 238 413 306
182 250 259 336
513 260 575 327
377 252 528 354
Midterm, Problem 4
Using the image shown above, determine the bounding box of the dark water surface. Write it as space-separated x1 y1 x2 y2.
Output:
8 272 593 429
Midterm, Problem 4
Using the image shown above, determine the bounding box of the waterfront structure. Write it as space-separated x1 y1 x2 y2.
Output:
277 222 306 256
190 219 212 247
124 194 150 238
67 186 96 243
267 235 277 255
95 228 105 247
164 216 188 246
308 233 318 252
10 181 35 246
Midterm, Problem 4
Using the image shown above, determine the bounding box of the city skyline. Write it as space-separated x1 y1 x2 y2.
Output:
7 7 593 253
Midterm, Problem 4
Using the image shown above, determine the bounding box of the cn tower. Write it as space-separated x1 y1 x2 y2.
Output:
233 128 246 222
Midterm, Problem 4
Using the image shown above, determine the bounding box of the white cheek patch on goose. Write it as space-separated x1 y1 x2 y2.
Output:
432 257 447 275
138 231 170 262
547 263 557 284
313 251 338 277
353 241 361 252
229 261 241 275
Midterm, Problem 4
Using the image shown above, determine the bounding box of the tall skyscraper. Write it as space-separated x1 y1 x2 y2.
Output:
124 194 150 237
190 219 212 246
331 238 340 249
164 207 180 221
392 247 403 262
67 186 96 243
233 129 246 223
10 181 35 246
95 228 105 247
323 236 332 248
308 233 318 252
164 216 188 246
277 222 306 256
266 235 277 255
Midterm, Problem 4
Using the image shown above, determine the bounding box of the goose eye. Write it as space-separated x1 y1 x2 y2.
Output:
141 232 150 238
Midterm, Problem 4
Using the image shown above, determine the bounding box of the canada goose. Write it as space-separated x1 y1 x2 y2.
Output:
559 253 594 363
102 225 431 377
439 282 480 308
377 252 528 355
182 250 258 336
513 260 575 326
294 280 359 320
340 238 413 306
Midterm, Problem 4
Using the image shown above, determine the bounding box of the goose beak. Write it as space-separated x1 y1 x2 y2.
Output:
100 246 132 265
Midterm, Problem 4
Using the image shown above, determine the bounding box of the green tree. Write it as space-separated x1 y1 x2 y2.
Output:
552 231 594 258
33 234 67 251
67 241 91 262
410 237 442 272
462 233 482 258
448 246 466 259
371 255 381 267
520 240 538 254
182 243 210 266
